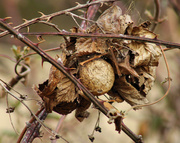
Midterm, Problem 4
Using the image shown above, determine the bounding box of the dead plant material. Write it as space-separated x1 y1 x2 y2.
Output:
34 4 162 123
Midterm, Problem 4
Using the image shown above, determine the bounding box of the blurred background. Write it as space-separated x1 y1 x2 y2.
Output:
0 0 180 143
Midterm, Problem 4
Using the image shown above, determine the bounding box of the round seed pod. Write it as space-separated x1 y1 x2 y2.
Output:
79 59 115 96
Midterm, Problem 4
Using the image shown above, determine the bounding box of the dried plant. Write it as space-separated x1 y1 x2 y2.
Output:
0 0 179 143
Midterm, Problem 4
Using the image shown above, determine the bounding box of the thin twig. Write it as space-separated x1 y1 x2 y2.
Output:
81 0 101 30
14 47 60 77
5 92 19 135
0 79 57 138
151 0 160 31
21 31 180 49
0 0 117 38
51 115 66 143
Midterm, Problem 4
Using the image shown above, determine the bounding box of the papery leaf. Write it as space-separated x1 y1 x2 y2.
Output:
75 37 108 56
75 5 133 56
135 66 156 96
75 97 91 122
97 5 133 34
34 51 78 113
111 76 148 108
128 24 162 67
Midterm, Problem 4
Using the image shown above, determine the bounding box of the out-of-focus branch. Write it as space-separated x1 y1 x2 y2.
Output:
151 0 160 31
169 0 180 18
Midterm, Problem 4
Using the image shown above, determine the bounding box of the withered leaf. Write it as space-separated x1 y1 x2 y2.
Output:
75 97 91 122
135 66 156 96
75 37 108 56
101 100 123 133
128 24 162 67
118 55 139 77
75 5 133 56
48 52 67 94
34 52 78 113
97 5 133 34
111 76 148 108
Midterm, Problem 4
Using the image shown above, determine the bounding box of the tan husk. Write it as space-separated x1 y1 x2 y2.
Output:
79 58 115 95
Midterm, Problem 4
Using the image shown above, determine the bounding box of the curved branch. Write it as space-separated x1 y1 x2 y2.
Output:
151 0 160 31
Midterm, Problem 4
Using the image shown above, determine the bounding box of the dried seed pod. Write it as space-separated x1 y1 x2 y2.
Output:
79 59 115 96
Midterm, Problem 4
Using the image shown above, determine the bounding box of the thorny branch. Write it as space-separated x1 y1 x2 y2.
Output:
21 31 180 49
1 0 178 142
0 0 116 38
17 107 46 143
0 17 143 143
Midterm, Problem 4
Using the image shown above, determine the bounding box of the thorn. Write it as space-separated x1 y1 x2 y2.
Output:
38 11 46 17
36 35 44 41
22 18 28 23
75 2 82 7
23 19 30 32
33 39 45 47
8 22 13 25
100 2 104 7
3 17 12 21
41 57 47 67
25 122 32 128
64 66 76 73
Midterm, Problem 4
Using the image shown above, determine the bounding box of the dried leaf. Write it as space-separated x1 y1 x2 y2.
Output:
53 101 78 115
75 97 91 122
111 76 148 108
128 24 162 67
118 55 139 77
75 5 133 56
101 100 123 133
97 5 133 34
48 52 67 94
75 37 108 56
34 52 78 113
135 66 156 96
